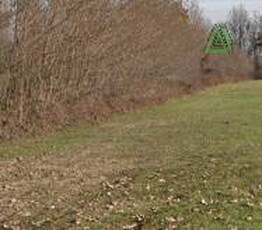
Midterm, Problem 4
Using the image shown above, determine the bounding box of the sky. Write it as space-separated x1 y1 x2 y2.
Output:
198 0 262 23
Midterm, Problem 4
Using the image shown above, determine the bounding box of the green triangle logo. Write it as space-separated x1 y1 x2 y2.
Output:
203 23 234 55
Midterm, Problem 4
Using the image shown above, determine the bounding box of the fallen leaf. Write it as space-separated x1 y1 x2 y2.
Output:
201 198 208 205
165 217 177 223
11 198 17 203
177 216 184 222
24 211 31 217
123 223 138 230
230 199 238 203
106 204 114 211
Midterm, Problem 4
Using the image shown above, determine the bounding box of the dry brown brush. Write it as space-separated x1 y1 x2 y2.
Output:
0 0 252 139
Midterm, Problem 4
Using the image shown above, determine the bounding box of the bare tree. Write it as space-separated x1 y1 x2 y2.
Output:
187 0 203 23
227 4 250 51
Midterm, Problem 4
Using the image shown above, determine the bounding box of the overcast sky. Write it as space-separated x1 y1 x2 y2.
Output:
198 0 262 23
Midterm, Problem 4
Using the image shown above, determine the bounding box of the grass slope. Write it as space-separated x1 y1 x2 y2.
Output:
0 81 262 229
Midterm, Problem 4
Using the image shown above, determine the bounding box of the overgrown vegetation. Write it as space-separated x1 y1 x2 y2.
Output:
0 0 252 139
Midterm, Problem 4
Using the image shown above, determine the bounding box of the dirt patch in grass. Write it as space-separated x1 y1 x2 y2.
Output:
0 146 140 228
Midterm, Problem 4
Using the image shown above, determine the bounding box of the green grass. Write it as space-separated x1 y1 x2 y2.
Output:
1 80 262 228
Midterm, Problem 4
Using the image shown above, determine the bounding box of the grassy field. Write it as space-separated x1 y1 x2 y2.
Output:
0 81 262 229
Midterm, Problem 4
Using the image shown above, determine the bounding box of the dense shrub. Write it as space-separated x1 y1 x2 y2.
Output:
0 0 252 139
